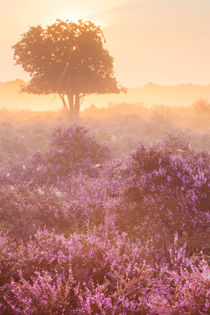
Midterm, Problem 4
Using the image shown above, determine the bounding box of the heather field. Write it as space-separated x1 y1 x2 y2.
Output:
0 103 209 314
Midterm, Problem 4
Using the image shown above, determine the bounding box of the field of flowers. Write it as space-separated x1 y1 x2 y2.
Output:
0 106 209 314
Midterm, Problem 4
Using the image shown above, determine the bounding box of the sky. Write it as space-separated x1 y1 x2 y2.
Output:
1 0 210 87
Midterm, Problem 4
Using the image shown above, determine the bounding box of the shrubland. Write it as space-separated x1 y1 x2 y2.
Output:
0 103 209 314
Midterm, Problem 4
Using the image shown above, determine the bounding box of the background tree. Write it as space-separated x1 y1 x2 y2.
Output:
13 20 125 120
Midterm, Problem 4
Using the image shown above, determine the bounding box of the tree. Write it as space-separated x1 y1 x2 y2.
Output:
13 19 125 120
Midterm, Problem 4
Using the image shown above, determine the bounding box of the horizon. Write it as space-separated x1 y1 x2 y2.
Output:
2 78 210 112
2 78 210 89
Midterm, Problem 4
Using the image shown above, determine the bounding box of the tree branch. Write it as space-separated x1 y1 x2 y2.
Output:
58 93 69 112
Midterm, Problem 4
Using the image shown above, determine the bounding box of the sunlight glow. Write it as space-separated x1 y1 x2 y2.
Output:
46 7 95 26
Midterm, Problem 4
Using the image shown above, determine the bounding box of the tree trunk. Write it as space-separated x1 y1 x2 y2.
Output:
74 93 80 121
59 92 81 121
58 93 68 112
67 93 74 120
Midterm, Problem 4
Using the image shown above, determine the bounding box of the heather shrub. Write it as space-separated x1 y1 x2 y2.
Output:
27 174 108 234
0 172 109 241
193 99 210 129
0 123 28 159
0 231 21 286
113 135 210 254
0 230 209 314
0 184 71 240
0 120 209 314
48 125 110 176
1 125 110 187
2 151 49 187
0 186 39 240
4 270 79 315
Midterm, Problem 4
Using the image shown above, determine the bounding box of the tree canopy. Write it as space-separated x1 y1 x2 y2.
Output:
13 19 124 120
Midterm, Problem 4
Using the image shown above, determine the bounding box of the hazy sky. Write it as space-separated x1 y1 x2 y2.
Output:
1 0 210 87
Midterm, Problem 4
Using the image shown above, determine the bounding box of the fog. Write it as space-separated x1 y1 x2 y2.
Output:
0 99 209 171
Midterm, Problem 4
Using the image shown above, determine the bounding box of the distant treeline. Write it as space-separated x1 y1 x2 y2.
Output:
0 100 209 131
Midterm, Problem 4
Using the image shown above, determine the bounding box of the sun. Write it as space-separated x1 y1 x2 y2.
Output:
45 4 105 28
57 13 88 23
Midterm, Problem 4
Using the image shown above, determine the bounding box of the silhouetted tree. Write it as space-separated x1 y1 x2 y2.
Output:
13 20 124 120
